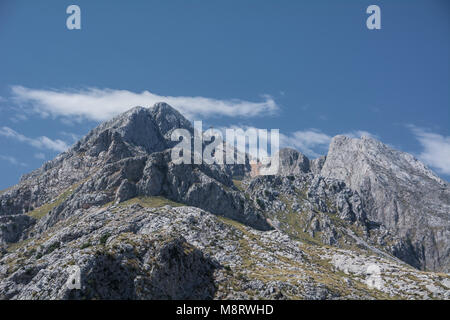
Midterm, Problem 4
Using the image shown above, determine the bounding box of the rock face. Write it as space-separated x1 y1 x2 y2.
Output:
0 103 268 234
0 104 449 300
0 215 35 244
270 148 310 175
321 135 450 272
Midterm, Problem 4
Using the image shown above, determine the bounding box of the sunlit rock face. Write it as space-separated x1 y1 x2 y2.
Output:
321 135 450 272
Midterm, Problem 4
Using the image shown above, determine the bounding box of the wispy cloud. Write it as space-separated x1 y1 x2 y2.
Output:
410 126 450 175
0 155 27 167
281 129 377 158
9 113 28 123
217 126 379 159
60 131 81 142
34 152 46 160
217 125 328 158
10 86 279 121
280 129 332 158
0 126 69 152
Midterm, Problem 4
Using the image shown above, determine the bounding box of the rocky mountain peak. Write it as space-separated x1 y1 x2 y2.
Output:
1 103 270 238
73 103 192 159
149 102 194 139
321 135 450 271
325 135 446 186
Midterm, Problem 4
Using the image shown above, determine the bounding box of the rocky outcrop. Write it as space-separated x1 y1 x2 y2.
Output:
0 104 193 219
263 148 324 176
310 155 326 175
321 135 450 272
243 173 404 256
270 148 310 176
30 151 268 233
0 215 35 244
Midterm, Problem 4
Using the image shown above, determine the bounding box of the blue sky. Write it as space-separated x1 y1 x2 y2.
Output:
0 0 449 189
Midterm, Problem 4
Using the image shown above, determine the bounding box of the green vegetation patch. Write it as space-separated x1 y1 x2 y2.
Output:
275 196 322 245
6 239 32 253
232 179 245 192
26 184 79 220
80 241 92 249
117 196 184 208
99 233 111 245
218 216 248 233
44 242 60 254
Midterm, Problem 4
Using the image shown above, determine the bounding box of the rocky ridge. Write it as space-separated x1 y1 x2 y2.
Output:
0 103 449 299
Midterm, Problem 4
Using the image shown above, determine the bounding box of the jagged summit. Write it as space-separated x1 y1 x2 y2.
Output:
73 103 192 158
19 103 191 184
272 148 310 175
324 135 446 186
321 135 450 271
258 135 450 271
261 147 323 176
93 102 189 133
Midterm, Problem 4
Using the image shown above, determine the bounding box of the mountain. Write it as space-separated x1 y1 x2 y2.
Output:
0 103 449 300
321 135 450 272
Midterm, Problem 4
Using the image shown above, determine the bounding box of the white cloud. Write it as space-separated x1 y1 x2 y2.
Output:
410 126 450 175
34 152 46 160
214 125 271 160
10 86 279 122
217 126 332 159
216 126 380 159
280 129 332 158
282 130 379 158
60 131 81 142
0 155 27 167
9 113 28 123
0 126 69 152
